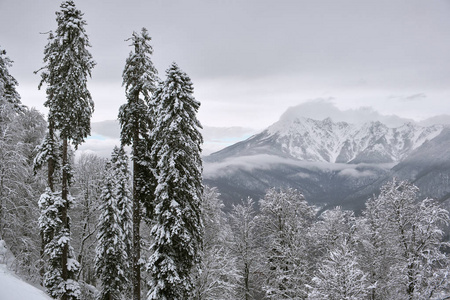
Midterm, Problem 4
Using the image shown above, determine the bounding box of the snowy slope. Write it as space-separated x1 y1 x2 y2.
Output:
0 264 51 300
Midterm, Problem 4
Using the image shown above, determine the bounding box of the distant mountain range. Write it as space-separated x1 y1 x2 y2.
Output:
204 114 450 212
206 117 443 164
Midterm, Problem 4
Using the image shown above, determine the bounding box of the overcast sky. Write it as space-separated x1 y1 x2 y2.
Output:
1 0 450 130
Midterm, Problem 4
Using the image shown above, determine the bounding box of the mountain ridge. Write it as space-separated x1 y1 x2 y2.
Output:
207 116 443 164
204 115 450 211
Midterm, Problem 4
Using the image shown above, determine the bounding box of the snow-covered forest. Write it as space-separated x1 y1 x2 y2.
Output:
1 1 450 300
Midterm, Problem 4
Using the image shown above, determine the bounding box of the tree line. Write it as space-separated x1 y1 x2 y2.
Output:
0 1 449 300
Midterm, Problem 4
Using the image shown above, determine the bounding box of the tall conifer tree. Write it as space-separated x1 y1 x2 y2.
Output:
148 62 203 300
119 28 158 300
110 146 133 264
36 1 95 299
95 146 132 300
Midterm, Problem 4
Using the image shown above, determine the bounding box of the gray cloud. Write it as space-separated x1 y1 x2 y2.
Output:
279 99 415 127
389 93 427 102
2 0 450 129
91 120 121 139
76 137 121 159
338 168 375 178
203 154 393 179
4 0 450 84
404 93 427 102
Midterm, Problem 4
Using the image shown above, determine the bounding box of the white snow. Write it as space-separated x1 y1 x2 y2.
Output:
0 264 52 300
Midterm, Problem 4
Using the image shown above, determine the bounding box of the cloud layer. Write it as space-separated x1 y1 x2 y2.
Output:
203 154 393 179
279 99 416 127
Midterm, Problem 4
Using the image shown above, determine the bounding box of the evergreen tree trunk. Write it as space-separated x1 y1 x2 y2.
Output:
48 122 55 192
41 121 55 280
39 232 45 279
61 137 69 300
132 123 141 300
120 28 159 299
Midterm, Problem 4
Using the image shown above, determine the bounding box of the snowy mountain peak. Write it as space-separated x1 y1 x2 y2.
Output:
268 116 444 163
208 116 444 164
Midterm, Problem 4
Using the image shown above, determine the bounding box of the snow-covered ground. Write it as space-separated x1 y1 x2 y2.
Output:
0 264 51 300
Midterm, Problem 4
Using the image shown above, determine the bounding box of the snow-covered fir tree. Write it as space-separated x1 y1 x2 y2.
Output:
35 1 95 298
95 146 132 300
110 146 133 272
36 0 95 147
147 62 203 300
119 27 158 300
34 122 61 283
